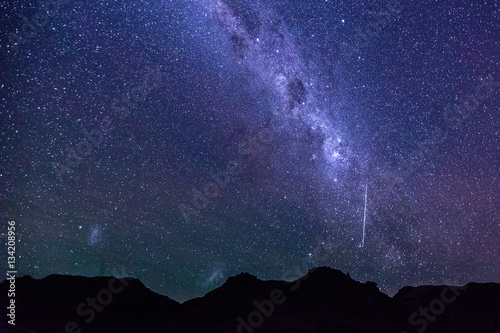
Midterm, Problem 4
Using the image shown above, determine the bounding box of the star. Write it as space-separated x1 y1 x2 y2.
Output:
1 0 498 303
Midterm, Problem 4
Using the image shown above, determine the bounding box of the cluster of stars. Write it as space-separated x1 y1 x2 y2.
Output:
0 0 499 302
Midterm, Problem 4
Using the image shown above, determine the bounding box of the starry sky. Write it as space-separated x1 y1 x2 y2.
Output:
1 0 499 302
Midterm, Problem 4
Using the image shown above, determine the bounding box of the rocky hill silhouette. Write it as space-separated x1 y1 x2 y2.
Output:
1 267 499 332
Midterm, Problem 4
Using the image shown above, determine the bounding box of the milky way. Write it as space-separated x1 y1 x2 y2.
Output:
1 0 499 301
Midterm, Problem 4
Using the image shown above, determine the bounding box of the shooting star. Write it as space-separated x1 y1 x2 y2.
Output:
361 181 368 247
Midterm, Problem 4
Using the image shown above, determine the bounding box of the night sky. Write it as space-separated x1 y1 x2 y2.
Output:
1 0 499 302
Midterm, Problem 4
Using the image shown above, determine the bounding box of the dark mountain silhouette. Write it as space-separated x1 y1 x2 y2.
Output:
1 267 499 333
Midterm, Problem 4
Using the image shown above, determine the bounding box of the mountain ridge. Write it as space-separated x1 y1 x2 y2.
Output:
1 266 499 332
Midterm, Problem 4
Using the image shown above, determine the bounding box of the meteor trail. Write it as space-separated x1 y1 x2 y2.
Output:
361 182 368 247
